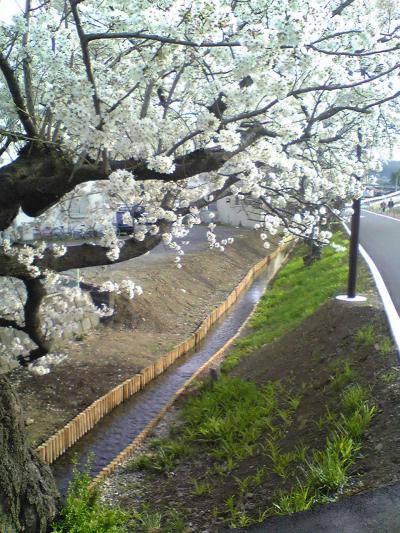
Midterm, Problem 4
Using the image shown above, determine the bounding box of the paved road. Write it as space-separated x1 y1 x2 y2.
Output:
359 210 400 314
230 482 400 533
65 225 248 278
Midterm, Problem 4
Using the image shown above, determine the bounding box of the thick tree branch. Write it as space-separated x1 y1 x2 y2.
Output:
0 137 12 158
0 222 169 278
332 0 357 17
37 229 166 272
18 277 49 364
0 53 37 139
0 317 25 331
85 31 241 48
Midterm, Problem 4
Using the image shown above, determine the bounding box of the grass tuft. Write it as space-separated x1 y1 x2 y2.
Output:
273 482 316 515
51 459 130 533
126 438 191 475
330 361 356 391
355 325 376 347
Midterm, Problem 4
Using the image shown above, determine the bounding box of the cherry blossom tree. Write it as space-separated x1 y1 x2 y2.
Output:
1 0 400 368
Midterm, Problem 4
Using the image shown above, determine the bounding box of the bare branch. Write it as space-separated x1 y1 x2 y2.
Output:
292 63 400 96
166 129 203 156
310 44 400 58
0 317 25 331
140 81 155 119
22 0 36 125
69 1 102 118
222 99 279 125
106 82 140 115
85 31 241 48
177 175 240 215
332 0 357 17
0 52 37 139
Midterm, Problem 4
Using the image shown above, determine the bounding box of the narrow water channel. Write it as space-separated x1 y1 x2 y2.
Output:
52 267 271 496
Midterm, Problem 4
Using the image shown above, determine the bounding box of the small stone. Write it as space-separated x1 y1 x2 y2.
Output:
25 417 34 426
375 443 383 451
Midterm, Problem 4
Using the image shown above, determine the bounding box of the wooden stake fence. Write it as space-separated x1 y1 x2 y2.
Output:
36 243 291 465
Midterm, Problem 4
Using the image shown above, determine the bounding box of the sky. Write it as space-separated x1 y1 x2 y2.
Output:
0 0 400 161
0 0 23 22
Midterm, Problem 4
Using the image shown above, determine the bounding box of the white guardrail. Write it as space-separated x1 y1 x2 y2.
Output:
362 191 400 205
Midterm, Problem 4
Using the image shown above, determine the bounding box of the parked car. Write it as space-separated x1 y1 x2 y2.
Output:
115 204 147 234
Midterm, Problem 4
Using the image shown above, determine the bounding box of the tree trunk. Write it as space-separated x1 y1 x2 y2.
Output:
303 239 321 266
0 374 60 532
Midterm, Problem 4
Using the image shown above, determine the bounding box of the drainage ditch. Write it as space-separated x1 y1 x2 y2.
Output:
52 265 275 496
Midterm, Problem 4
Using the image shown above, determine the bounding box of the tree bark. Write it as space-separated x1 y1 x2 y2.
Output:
0 374 60 532
0 124 270 230
20 278 51 363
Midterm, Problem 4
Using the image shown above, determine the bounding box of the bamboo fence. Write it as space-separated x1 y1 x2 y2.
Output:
36 242 290 465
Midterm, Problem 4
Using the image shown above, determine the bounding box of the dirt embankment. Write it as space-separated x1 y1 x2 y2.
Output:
8 227 268 446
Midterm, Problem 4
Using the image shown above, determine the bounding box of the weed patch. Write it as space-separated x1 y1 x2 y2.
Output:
355 325 376 347
51 460 130 533
330 361 356 391
222 235 348 372
269 386 377 516
126 438 191 475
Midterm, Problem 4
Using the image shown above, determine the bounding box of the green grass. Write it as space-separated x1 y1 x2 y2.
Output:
381 368 399 383
126 437 191 475
222 234 349 372
192 479 213 496
234 466 268 496
273 482 316 515
128 377 301 489
339 404 377 440
341 385 369 412
182 377 283 464
305 432 360 491
53 460 188 533
269 383 377 516
355 325 376 347
330 361 356 391
378 337 394 357
51 460 130 533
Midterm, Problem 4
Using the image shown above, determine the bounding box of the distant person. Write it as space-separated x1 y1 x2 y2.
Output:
388 199 394 209
380 201 387 212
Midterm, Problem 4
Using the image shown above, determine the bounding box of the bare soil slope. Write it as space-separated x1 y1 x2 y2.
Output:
8 228 268 446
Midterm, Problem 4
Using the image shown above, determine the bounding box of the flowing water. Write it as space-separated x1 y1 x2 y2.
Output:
52 268 271 496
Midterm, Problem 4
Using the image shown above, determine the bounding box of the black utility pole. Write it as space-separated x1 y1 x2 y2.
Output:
347 137 362 298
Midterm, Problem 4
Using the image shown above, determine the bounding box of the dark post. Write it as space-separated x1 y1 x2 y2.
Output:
347 197 361 298
347 134 362 298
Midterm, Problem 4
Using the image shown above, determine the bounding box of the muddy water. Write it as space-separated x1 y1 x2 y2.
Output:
52 269 271 496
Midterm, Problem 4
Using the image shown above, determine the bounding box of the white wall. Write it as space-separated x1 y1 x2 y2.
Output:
216 196 264 228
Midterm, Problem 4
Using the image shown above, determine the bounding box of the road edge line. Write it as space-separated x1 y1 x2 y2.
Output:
343 223 400 359
363 210 400 223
